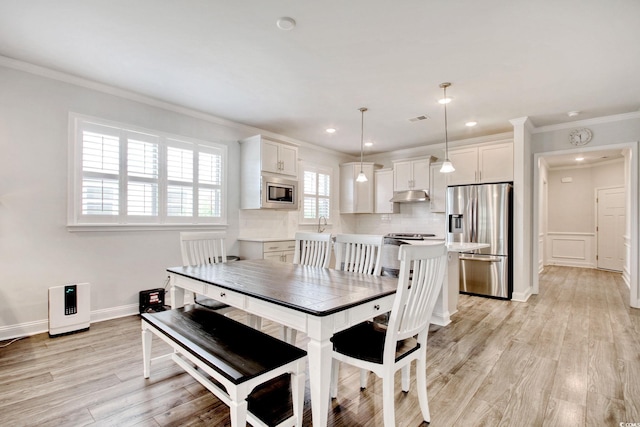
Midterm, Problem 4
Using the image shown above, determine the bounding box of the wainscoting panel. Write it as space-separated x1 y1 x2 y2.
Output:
546 232 595 268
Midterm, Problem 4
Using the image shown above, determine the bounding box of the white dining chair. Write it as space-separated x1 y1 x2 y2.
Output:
330 243 448 427
282 231 333 343
293 231 333 268
333 233 385 387
179 232 245 319
333 233 384 275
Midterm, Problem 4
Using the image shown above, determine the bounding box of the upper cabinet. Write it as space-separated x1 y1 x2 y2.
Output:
393 156 433 192
374 168 399 214
340 162 377 213
447 142 513 186
429 163 447 212
240 135 298 178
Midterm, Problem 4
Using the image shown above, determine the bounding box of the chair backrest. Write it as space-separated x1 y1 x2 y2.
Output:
293 232 332 268
180 231 227 266
333 234 384 275
384 243 447 359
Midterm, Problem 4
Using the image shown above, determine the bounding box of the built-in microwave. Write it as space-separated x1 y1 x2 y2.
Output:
261 175 298 210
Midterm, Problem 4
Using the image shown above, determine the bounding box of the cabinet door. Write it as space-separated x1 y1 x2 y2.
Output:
429 163 447 212
447 147 478 186
375 170 398 213
283 251 295 263
478 143 513 183
355 164 375 213
393 161 413 191
264 251 284 262
261 139 280 173
278 144 298 177
412 158 431 190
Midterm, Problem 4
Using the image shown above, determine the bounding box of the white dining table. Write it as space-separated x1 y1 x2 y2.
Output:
167 259 399 427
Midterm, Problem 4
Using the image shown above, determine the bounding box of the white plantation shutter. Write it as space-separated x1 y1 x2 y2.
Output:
127 138 159 216
70 115 227 227
81 130 120 215
301 166 331 221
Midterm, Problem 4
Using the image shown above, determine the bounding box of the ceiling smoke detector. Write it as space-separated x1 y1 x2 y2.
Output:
276 17 296 31
409 115 430 122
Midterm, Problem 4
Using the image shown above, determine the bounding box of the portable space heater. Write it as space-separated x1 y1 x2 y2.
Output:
48 283 90 337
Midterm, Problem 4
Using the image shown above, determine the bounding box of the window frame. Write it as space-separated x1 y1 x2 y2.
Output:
299 162 333 225
68 113 227 231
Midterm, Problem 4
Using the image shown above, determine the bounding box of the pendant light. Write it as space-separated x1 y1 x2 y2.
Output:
439 82 455 173
356 107 368 182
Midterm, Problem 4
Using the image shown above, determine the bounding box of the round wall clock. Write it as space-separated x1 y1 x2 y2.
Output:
569 128 592 146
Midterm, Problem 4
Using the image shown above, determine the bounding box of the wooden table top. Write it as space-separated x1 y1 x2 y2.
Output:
167 259 398 316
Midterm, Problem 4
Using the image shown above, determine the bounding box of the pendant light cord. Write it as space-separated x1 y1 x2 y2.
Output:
359 107 367 172
443 86 449 157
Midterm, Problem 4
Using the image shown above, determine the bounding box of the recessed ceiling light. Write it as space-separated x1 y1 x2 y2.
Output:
575 156 585 161
568 111 580 117
276 17 296 31
364 141 373 147
465 121 478 127
326 128 336 134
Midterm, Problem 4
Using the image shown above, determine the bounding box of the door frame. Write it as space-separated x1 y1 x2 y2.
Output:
532 141 639 309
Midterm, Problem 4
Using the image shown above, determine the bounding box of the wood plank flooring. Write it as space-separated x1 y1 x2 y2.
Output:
1 266 639 426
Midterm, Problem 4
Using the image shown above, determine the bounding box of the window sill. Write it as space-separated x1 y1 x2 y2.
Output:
67 223 229 232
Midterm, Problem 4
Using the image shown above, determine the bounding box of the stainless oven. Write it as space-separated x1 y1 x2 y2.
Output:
262 175 298 210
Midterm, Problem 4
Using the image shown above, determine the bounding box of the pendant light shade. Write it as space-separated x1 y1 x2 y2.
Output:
439 82 455 174
356 107 368 182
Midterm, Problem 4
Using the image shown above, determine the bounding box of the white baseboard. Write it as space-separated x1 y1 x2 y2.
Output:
512 287 532 302
0 304 139 341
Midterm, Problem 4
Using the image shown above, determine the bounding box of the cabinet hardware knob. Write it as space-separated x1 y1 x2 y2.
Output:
220 292 226 297
374 304 380 310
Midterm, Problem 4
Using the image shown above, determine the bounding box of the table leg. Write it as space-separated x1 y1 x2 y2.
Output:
169 275 185 309
307 335 333 427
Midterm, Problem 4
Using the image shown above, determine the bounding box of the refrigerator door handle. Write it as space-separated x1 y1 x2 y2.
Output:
459 255 503 262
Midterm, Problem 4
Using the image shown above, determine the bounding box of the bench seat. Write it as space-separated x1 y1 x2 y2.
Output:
141 305 306 427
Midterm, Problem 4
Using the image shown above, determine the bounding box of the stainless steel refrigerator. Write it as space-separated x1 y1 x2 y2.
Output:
447 182 513 299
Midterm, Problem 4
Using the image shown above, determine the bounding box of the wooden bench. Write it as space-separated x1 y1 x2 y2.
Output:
141 306 307 427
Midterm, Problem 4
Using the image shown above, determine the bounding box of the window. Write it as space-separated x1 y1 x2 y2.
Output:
69 114 226 228
301 164 332 222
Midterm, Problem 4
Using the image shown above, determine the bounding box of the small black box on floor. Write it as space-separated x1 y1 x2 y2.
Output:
139 288 168 314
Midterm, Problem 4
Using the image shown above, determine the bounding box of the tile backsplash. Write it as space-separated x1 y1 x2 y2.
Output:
239 203 445 239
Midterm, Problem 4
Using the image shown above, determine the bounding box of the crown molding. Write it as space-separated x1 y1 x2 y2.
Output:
532 111 640 133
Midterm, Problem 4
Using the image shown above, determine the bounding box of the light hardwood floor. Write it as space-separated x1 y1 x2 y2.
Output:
1 266 639 426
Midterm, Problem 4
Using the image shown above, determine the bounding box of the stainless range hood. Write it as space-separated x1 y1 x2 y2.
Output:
389 190 429 203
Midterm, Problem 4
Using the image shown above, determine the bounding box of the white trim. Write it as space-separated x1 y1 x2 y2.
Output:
532 111 640 133
0 304 139 341
67 223 229 232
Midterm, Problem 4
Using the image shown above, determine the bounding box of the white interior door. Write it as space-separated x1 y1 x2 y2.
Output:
597 187 625 271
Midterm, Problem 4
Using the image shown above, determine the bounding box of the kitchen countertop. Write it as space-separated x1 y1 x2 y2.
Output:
237 237 295 242
398 239 490 252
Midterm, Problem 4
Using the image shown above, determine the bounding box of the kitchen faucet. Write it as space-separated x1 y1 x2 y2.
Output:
318 216 327 233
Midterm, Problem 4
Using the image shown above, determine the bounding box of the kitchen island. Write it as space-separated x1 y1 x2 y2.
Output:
400 240 490 326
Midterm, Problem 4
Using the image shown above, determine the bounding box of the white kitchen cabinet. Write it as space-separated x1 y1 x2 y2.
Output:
429 162 447 212
240 135 298 178
238 239 295 263
447 142 513 185
393 157 432 192
375 168 399 214
340 162 377 213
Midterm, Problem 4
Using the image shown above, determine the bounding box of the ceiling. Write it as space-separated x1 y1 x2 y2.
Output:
1 1 639 157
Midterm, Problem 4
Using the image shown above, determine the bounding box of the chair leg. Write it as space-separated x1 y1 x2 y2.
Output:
247 314 262 329
141 327 152 378
292 363 306 427
416 351 430 423
382 368 396 427
360 368 368 389
330 359 339 398
401 364 410 392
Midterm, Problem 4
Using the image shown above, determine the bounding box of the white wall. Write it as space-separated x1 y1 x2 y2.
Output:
0 62 350 339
